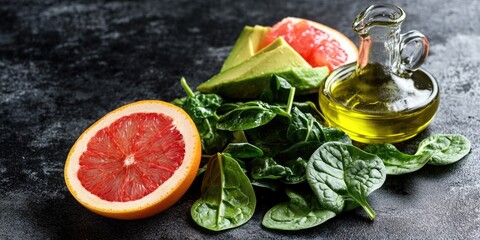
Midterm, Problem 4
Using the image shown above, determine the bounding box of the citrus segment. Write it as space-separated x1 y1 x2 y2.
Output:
262 17 358 71
78 112 185 202
64 100 202 220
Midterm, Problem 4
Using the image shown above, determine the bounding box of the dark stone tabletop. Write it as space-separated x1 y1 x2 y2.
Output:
1 0 479 239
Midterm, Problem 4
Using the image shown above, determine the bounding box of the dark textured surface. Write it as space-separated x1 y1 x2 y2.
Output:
1 0 479 239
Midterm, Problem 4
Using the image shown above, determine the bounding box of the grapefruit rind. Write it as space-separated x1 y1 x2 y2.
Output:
64 100 202 220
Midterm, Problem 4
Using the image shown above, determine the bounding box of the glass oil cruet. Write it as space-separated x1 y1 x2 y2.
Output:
319 4 440 144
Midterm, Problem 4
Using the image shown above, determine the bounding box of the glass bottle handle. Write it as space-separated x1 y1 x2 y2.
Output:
399 30 429 73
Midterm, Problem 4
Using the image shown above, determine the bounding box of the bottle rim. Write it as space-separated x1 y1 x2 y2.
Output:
353 4 406 34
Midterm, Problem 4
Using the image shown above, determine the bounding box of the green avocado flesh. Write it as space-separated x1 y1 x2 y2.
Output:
221 25 270 71
203 67 329 98
198 37 329 99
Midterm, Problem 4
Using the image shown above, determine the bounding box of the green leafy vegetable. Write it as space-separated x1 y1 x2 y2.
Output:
251 157 287 180
364 143 432 175
177 77 223 119
287 107 324 142
191 153 256 231
416 134 471 165
286 106 350 144
217 101 289 131
276 141 322 161
182 93 222 119
216 103 240 115
171 96 187 107
283 157 308 184
306 142 386 220
223 143 264 159
322 126 352 144
250 157 308 185
260 75 294 103
230 130 248 143
262 187 336 230
251 178 282 192
292 101 323 118
174 77 229 154
250 156 308 185
177 74 470 232
364 134 470 175
244 118 290 156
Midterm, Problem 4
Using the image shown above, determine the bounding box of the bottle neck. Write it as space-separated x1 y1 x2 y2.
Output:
356 26 402 80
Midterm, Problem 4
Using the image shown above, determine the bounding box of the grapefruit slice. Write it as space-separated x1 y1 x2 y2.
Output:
262 17 358 71
64 100 201 220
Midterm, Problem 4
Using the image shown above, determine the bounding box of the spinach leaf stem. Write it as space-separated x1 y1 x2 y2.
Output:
180 76 195 97
286 87 296 115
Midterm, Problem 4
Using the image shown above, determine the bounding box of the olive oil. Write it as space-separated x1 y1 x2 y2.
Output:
319 63 439 143
319 4 440 143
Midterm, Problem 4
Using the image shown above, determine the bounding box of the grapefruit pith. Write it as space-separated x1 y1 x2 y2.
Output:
262 17 358 71
64 100 201 220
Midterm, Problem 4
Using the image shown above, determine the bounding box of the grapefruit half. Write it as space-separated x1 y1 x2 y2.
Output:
64 100 201 220
262 17 358 71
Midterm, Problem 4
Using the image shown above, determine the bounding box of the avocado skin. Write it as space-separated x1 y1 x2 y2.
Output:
200 67 329 99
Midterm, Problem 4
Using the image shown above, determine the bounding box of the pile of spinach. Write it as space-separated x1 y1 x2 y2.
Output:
172 76 471 231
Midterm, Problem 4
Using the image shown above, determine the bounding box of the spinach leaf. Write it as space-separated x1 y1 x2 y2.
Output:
286 106 351 144
230 130 248 143
223 143 264 159
292 101 323 119
322 126 351 144
416 134 471 165
171 96 187 107
177 77 223 119
244 118 290 156
196 162 209 177
191 153 256 231
275 142 321 184
216 103 240 115
251 157 287 180
276 141 322 161
217 101 290 131
260 75 293 103
250 156 308 184
283 157 308 184
364 143 432 175
306 142 386 220
176 77 229 154
287 107 324 142
182 93 223 119
198 120 230 154
262 187 336 230
251 179 282 192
